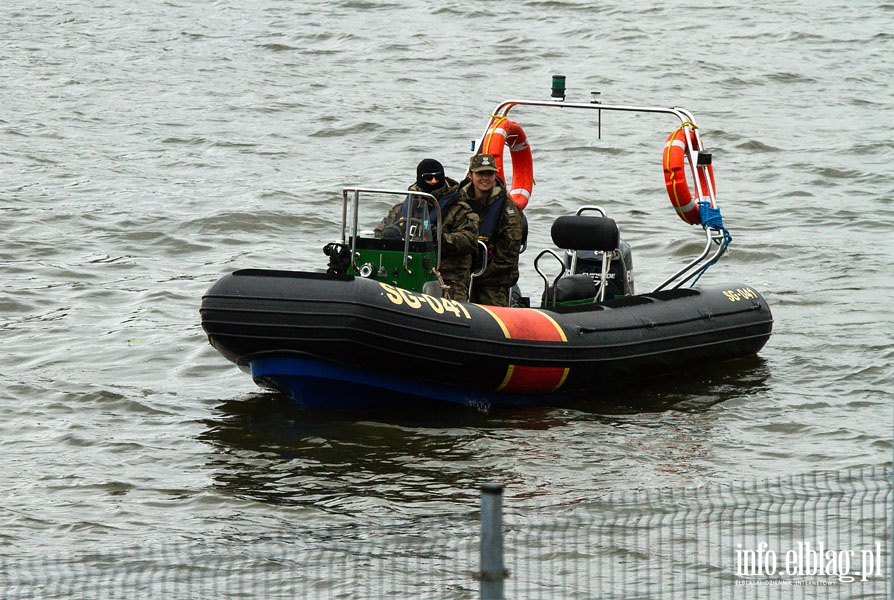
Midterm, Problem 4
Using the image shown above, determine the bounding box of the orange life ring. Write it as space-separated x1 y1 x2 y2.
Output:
662 128 716 225
480 119 534 210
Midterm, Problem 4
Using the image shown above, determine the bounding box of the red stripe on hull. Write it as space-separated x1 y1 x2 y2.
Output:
498 364 570 393
479 306 567 342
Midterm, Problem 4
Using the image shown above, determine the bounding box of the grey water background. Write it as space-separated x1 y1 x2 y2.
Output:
1 0 892 595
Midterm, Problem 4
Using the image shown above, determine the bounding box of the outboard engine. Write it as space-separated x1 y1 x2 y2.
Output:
567 240 634 298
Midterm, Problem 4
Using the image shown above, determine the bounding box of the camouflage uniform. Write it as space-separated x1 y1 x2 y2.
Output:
375 177 479 302
435 189 479 303
459 178 523 307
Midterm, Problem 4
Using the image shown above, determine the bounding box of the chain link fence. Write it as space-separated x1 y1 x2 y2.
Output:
3 465 890 598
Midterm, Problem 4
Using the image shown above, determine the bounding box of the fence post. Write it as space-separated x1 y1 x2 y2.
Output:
480 483 505 600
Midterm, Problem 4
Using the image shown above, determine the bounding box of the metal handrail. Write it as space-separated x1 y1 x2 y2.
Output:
483 99 691 134
481 100 715 210
653 227 727 292
467 240 491 301
533 249 567 308
474 95 725 293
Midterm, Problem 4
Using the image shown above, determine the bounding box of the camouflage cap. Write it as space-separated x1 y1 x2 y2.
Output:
469 154 499 173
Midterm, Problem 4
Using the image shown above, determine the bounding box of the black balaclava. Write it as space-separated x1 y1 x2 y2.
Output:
416 158 445 193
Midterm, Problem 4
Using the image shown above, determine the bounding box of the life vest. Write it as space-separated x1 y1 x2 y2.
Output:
478 193 506 245
467 184 526 276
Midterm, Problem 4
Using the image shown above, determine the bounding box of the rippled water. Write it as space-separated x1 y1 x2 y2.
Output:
2 0 892 595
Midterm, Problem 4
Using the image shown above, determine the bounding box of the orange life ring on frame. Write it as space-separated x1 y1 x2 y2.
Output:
480 119 534 210
662 127 716 225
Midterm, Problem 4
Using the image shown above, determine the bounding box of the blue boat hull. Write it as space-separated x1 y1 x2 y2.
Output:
250 357 557 409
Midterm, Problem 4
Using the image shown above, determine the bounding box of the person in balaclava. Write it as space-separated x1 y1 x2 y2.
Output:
374 159 479 302
413 158 453 197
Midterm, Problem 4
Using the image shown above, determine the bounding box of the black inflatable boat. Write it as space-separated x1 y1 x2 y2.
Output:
201 82 773 408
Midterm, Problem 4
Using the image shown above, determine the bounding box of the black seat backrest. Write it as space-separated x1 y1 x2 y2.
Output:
541 215 621 306
550 215 619 251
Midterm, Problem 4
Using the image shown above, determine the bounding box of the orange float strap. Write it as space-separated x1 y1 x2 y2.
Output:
662 122 716 225
480 117 534 210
